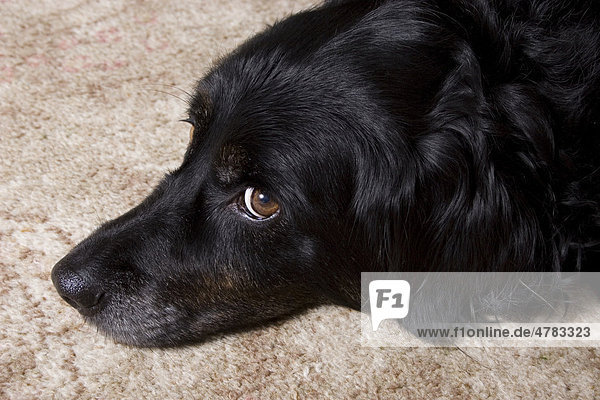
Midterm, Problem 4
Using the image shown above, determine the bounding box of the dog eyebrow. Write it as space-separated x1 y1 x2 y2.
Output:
214 144 248 186
187 87 212 129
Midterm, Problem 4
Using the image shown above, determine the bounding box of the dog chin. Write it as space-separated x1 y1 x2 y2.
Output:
80 296 203 347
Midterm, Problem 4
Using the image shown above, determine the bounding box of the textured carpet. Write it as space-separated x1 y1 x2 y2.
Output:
1 0 599 398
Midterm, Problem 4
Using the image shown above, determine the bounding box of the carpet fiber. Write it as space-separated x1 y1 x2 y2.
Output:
1 0 598 398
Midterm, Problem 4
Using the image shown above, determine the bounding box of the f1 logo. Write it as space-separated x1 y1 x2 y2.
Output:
369 280 411 331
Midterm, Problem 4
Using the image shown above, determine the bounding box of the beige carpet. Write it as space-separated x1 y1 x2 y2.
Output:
0 0 598 398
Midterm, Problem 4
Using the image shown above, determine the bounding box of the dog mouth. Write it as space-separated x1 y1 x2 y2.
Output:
62 292 106 317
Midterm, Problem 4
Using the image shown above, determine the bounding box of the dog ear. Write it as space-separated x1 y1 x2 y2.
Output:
351 44 556 272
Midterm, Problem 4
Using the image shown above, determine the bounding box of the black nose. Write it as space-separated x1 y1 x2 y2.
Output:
51 256 105 311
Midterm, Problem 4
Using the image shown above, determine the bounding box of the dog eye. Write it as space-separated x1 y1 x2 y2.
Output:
180 118 195 142
243 187 280 219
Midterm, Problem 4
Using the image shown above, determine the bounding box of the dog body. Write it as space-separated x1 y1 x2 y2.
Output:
52 0 599 346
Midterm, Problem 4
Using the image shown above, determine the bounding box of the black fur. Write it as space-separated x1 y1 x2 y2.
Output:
51 0 599 347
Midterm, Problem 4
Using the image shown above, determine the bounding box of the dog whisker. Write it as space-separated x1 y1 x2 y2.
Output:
142 83 194 105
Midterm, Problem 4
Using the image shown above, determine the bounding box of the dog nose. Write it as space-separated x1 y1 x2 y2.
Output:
51 257 105 310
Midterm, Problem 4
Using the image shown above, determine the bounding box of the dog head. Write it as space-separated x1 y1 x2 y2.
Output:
51 1 558 347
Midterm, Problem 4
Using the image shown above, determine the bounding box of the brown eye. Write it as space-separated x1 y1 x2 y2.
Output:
181 118 195 142
243 187 279 219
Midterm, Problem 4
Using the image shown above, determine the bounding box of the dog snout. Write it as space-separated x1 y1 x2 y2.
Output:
51 256 105 312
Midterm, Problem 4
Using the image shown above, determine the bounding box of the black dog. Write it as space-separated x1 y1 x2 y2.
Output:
51 0 599 347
